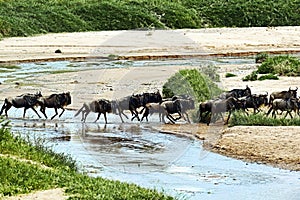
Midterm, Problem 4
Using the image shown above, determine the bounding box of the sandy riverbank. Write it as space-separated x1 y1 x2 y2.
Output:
1 27 300 199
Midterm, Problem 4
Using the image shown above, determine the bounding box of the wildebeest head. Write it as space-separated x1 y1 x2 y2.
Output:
289 87 298 98
129 94 142 108
257 92 269 106
35 91 43 98
64 92 72 105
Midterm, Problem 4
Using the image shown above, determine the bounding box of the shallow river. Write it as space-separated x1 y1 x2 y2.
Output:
4 57 300 199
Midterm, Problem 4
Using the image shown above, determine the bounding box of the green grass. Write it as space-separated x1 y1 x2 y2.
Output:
243 55 300 81
0 0 300 38
0 65 22 70
229 111 300 127
258 73 279 80
257 55 300 76
0 119 174 199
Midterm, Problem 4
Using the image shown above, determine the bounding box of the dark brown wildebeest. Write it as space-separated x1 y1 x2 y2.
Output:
39 92 71 120
0 92 43 118
198 99 215 124
74 99 112 123
129 91 163 121
203 97 243 125
269 87 298 106
160 99 182 124
266 98 298 118
240 92 268 114
141 95 194 123
219 85 252 99
210 97 242 125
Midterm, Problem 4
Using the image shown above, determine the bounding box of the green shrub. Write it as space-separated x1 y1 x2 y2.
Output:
162 68 222 102
255 52 269 63
225 72 237 78
242 70 258 81
257 55 300 76
258 73 279 80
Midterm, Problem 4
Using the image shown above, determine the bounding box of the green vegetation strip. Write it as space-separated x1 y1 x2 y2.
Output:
0 119 174 199
1 0 300 38
229 111 300 126
243 55 300 81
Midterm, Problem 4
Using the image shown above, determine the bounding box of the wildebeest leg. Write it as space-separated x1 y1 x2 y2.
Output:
225 111 232 125
141 107 149 122
167 114 176 124
23 108 28 118
3 103 12 118
130 109 140 121
272 110 277 118
0 103 7 117
285 110 293 119
51 108 59 120
103 113 108 124
94 113 101 123
161 112 167 124
183 112 190 123
40 106 48 119
82 110 90 122
266 106 273 117
30 107 41 118
59 108 65 118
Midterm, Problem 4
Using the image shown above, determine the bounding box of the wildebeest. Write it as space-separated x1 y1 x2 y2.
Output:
0 92 43 118
141 95 194 123
74 99 112 123
39 92 71 119
176 96 195 123
111 96 131 123
160 99 182 124
266 98 298 118
240 92 268 114
140 102 162 122
219 85 252 99
199 97 242 125
210 97 243 125
129 94 143 121
198 99 215 124
129 91 163 121
269 87 298 106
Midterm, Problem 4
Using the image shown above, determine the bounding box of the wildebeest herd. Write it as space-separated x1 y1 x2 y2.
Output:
0 86 299 125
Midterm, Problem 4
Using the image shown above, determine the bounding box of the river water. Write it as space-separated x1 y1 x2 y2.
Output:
3 57 300 199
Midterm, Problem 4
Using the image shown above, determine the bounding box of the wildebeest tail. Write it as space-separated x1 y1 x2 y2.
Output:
74 103 86 117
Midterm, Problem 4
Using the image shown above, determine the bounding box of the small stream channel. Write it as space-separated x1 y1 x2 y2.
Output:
2 57 300 199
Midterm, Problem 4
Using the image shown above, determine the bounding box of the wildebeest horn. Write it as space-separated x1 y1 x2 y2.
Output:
265 91 268 96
